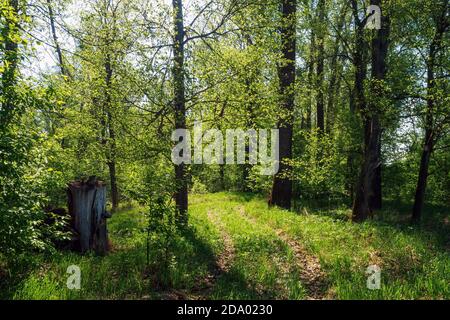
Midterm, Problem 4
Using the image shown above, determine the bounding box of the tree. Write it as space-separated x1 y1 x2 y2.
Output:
79 0 124 211
315 0 326 133
325 3 346 135
1 0 60 255
172 0 188 221
45 0 68 77
368 0 390 211
352 0 390 221
270 0 297 210
412 0 449 223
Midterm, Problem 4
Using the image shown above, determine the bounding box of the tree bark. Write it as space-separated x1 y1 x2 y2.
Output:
67 178 111 255
412 1 448 222
172 0 188 222
316 0 325 133
412 130 433 223
104 54 119 211
348 0 367 208
350 0 370 221
270 0 296 210
326 6 345 135
367 0 390 211
303 28 315 131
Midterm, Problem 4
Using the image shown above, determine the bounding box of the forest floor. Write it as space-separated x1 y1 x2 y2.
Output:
1 193 449 300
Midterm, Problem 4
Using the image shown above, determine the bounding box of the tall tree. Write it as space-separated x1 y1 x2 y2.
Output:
103 52 119 211
325 4 346 135
368 0 390 211
73 0 130 211
303 0 315 131
315 0 326 133
348 0 368 208
351 0 391 221
366 0 390 210
270 0 296 209
45 0 68 77
172 0 188 221
412 0 449 223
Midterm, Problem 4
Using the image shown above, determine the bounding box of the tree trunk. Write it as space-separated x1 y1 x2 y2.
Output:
270 0 296 210
348 0 367 208
46 0 68 77
304 28 315 131
104 54 119 211
412 130 433 223
352 0 390 221
316 0 325 133
353 116 382 221
67 178 111 255
370 144 382 210
243 70 256 192
219 163 225 191
326 6 345 135
243 143 252 192
172 0 188 222
412 1 447 222
367 0 390 211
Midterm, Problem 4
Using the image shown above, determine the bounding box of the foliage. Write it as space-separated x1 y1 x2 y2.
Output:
144 194 179 287
0 0 448 300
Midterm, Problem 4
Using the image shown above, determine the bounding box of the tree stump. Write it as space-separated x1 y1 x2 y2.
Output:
67 177 112 255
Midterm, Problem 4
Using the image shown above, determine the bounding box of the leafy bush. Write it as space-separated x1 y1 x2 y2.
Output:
0 129 48 256
144 194 179 288
292 129 347 201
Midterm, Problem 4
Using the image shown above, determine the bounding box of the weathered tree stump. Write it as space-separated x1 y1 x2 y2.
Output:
67 177 112 255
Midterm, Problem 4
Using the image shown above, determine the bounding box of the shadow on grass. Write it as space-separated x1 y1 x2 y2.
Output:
225 192 258 204
210 267 267 300
0 218 256 299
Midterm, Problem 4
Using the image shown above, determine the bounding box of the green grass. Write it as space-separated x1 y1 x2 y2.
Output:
191 196 306 299
0 193 448 300
229 193 450 299
1 206 220 300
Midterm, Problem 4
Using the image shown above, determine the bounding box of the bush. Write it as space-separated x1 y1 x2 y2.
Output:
144 194 180 288
0 129 48 256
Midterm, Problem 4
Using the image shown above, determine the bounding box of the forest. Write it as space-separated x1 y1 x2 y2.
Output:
0 0 449 300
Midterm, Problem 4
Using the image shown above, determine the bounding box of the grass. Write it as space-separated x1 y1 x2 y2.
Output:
193 198 307 299
230 193 450 299
0 192 448 300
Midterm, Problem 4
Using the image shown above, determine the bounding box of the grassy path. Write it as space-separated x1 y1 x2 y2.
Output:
190 193 313 299
237 206 328 299
222 193 450 299
201 204 307 299
189 210 235 299
1 192 448 300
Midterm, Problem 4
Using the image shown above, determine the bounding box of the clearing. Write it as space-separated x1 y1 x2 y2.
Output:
1 193 449 300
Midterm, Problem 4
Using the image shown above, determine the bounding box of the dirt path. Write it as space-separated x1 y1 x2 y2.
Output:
238 206 329 300
186 210 236 299
204 209 293 299
205 210 236 277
